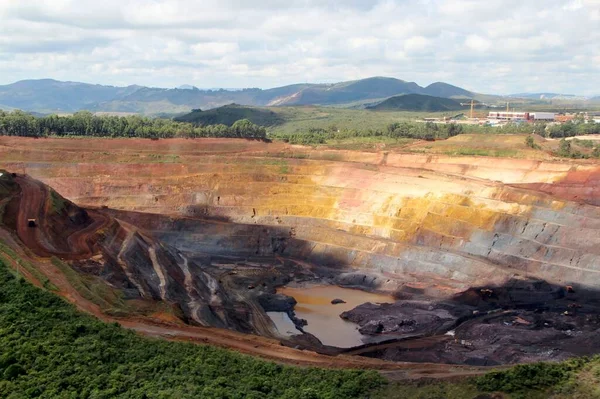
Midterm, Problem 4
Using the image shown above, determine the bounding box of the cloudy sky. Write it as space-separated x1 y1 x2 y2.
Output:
0 0 599 95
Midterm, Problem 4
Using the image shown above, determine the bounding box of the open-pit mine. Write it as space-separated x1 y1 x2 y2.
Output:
2 136 600 372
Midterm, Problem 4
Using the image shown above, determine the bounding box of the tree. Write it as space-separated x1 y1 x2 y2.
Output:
557 139 571 157
525 135 537 149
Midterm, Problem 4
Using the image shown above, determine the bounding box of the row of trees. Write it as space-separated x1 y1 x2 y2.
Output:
0 110 267 139
461 119 600 138
270 122 465 145
546 120 600 138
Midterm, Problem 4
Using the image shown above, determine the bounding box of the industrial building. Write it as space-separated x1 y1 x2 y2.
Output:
487 112 555 122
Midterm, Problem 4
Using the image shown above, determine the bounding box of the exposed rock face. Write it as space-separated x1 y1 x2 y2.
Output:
258 293 297 312
341 301 463 337
347 277 600 365
3 138 600 365
0 172 267 334
331 299 346 305
7 139 599 291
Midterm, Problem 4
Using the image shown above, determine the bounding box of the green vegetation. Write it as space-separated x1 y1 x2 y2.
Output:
0 258 384 398
375 357 600 399
270 121 464 145
554 138 600 159
174 104 283 127
0 241 56 290
476 358 588 395
146 154 181 163
442 148 519 157
49 189 68 215
265 106 457 135
547 118 600 138
321 136 415 151
525 135 540 149
51 257 129 315
0 110 267 140
373 380 481 399
572 138 596 148
367 94 464 112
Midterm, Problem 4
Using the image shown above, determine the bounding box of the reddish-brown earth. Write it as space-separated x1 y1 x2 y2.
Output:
1 136 600 373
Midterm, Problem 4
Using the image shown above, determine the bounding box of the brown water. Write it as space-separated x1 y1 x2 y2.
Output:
276 285 394 348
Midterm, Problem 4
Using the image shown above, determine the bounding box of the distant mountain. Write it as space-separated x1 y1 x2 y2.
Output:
0 79 140 113
0 77 481 114
422 82 472 98
367 94 465 112
509 93 587 100
177 84 199 90
174 104 284 126
269 77 424 106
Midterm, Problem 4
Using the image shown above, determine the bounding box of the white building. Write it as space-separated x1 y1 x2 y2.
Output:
488 112 530 121
488 111 555 122
530 112 555 121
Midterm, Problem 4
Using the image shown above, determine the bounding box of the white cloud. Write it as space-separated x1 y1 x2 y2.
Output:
0 0 598 95
403 36 432 53
465 35 492 52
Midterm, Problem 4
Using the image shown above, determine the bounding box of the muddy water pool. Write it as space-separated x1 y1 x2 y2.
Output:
274 285 394 348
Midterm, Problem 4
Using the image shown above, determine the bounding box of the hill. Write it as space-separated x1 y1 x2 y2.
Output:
0 77 481 114
367 93 465 111
0 79 140 113
422 82 472 98
174 104 284 126
270 77 424 106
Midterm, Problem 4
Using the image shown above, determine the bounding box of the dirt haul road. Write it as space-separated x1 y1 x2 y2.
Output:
15 175 110 259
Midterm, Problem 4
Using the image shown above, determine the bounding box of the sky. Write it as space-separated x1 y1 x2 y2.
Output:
0 0 599 95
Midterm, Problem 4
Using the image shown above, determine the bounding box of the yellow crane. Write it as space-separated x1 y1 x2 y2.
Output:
460 99 477 119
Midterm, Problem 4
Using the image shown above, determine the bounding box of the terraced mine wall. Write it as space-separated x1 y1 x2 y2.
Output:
3 137 600 293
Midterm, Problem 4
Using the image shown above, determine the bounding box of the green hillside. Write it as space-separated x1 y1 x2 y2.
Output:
275 77 423 106
423 82 473 98
367 93 466 111
174 104 284 126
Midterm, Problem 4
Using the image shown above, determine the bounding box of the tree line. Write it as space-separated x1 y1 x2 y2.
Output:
270 121 465 145
545 119 600 138
461 118 600 138
0 110 267 139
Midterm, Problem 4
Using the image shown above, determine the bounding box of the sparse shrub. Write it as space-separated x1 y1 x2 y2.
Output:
525 135 538 149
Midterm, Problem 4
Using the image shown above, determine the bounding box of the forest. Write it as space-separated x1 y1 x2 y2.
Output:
0 110 267 139
0 258 384 398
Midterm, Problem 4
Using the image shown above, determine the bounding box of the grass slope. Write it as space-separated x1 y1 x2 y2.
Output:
367 94 465 112
174 104 284 126
0 258 384 398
